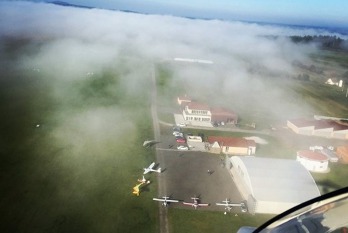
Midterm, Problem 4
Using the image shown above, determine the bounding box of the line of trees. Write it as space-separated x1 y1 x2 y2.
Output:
290 35 348 52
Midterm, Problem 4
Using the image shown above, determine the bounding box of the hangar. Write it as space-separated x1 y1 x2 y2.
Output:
226 156 320 214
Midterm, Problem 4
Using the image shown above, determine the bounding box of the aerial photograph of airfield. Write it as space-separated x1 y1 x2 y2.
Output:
0 1 348 233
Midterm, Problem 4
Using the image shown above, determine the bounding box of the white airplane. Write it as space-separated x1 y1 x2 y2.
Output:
143 162 161 174
183 197 209 209
216 198 245 214
153 196 179 207
137 176 150 184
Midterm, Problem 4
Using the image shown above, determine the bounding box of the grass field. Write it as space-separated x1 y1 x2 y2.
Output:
0 65 159 232
168 209 273 233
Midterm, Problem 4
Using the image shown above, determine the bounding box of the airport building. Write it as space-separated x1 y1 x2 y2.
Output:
287 118 348 139
226 156 320 214
177 96 238 126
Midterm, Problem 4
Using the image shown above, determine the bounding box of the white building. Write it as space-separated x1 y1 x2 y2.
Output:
297 150 329 173
182 102 212 122
227 156 320 214
287 118 348 139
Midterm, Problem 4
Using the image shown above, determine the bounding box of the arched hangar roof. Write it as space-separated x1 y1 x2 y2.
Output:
231 156 320 203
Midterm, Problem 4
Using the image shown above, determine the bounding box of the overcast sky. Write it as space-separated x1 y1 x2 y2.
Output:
25 0 348 28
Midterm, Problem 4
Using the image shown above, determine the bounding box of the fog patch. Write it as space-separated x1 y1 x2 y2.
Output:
52 107 135 156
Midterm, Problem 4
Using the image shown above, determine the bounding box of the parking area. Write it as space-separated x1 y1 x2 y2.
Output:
156 146 244 212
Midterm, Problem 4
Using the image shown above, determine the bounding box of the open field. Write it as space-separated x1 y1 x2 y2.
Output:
169 209 273 233
0 63 159 232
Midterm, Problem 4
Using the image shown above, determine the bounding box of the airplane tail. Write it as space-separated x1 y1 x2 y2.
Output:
157 168 161 173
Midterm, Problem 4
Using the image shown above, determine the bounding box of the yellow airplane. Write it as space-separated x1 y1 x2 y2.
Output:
133 183 142 196
132 176 151 196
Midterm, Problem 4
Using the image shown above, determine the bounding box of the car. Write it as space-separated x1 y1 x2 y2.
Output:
176 123 186 127
176 138 186 143
172 126 181 131
173 132 183 137
177 145 189 150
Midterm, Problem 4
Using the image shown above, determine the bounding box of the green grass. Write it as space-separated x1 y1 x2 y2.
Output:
0 65 159 232
310 50 348 69
291 81 348 118
311 163 348 194
168 208 274 233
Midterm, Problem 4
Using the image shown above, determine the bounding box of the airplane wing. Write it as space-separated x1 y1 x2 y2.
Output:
216 203 240 207
198 203 209 207
166 199 179 203
143 169 149 174
153 198 165 202
182 202 193 206
148 162 155 169
216 203 228 206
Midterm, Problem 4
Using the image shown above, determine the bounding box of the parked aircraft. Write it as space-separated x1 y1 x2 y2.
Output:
216 198 246 214
137 175 150 184
183 197 209 209
132 183 142 196
153 196 179 207
143 140 158 148
143 162 161 174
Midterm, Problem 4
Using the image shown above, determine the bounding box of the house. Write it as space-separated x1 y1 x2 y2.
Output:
296 150 329 172
207 136 256 155
325 78 339 86
336 145 348 164
325 78 343 87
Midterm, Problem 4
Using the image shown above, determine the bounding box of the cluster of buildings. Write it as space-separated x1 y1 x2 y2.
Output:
173 97 347 214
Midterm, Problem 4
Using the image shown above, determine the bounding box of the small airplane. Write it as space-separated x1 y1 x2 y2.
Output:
132 176 151 196
137 175 150 184
216 198 245 214
183 197 209 209
143 162 161 174
132 183 142 196
143 140 158 148
153 196 179 207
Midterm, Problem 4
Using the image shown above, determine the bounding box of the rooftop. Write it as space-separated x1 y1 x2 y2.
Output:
207 136 256 148
297 150 328 161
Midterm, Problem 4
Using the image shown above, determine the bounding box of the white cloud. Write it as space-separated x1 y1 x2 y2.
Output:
0 1 339 124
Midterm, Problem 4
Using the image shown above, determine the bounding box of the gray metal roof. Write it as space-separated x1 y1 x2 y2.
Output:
235 156 320 203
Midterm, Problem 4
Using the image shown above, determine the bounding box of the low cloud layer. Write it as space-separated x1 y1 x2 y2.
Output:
0 1 343 127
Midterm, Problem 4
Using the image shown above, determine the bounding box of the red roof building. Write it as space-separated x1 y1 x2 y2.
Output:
207 136 256 155
287 118 348 139
296 150 329 173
